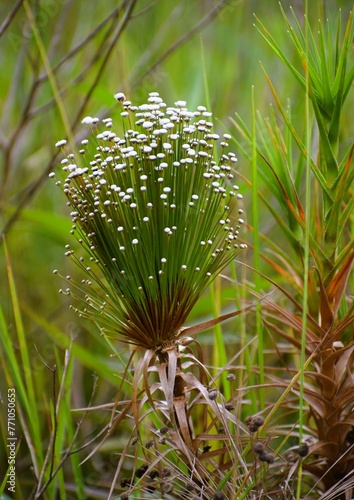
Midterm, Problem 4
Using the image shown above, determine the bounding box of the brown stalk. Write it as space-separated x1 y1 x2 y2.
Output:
0 0 24 38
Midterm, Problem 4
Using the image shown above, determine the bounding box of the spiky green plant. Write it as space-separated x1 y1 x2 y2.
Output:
232 5 354 498
51 92 250 498
52 92 246 350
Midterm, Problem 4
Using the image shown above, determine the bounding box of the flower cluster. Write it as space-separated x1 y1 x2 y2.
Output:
51 92 246 349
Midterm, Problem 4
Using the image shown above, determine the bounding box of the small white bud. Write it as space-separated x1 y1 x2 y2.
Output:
114 92 126 102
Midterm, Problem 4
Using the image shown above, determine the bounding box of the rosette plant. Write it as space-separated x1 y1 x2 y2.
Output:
52 93 247 497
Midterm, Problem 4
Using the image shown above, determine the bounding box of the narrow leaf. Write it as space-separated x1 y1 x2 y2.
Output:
326 252 354 316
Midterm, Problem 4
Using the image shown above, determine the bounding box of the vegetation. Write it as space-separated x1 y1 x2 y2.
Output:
0 1 353 499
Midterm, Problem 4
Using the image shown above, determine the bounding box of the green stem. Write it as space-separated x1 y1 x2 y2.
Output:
209 279 230 400
252 87 264 410
297 0 311 497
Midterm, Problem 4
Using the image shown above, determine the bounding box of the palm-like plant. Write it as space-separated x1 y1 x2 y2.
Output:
53 92 245 350
52 93 249 498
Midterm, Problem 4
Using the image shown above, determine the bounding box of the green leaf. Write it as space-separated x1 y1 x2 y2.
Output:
254 13 305 90
260 63 331 197
2 239 44 468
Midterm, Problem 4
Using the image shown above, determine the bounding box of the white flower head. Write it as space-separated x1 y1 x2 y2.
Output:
142 121 154 129
114 92 126 102
81 116 96 125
